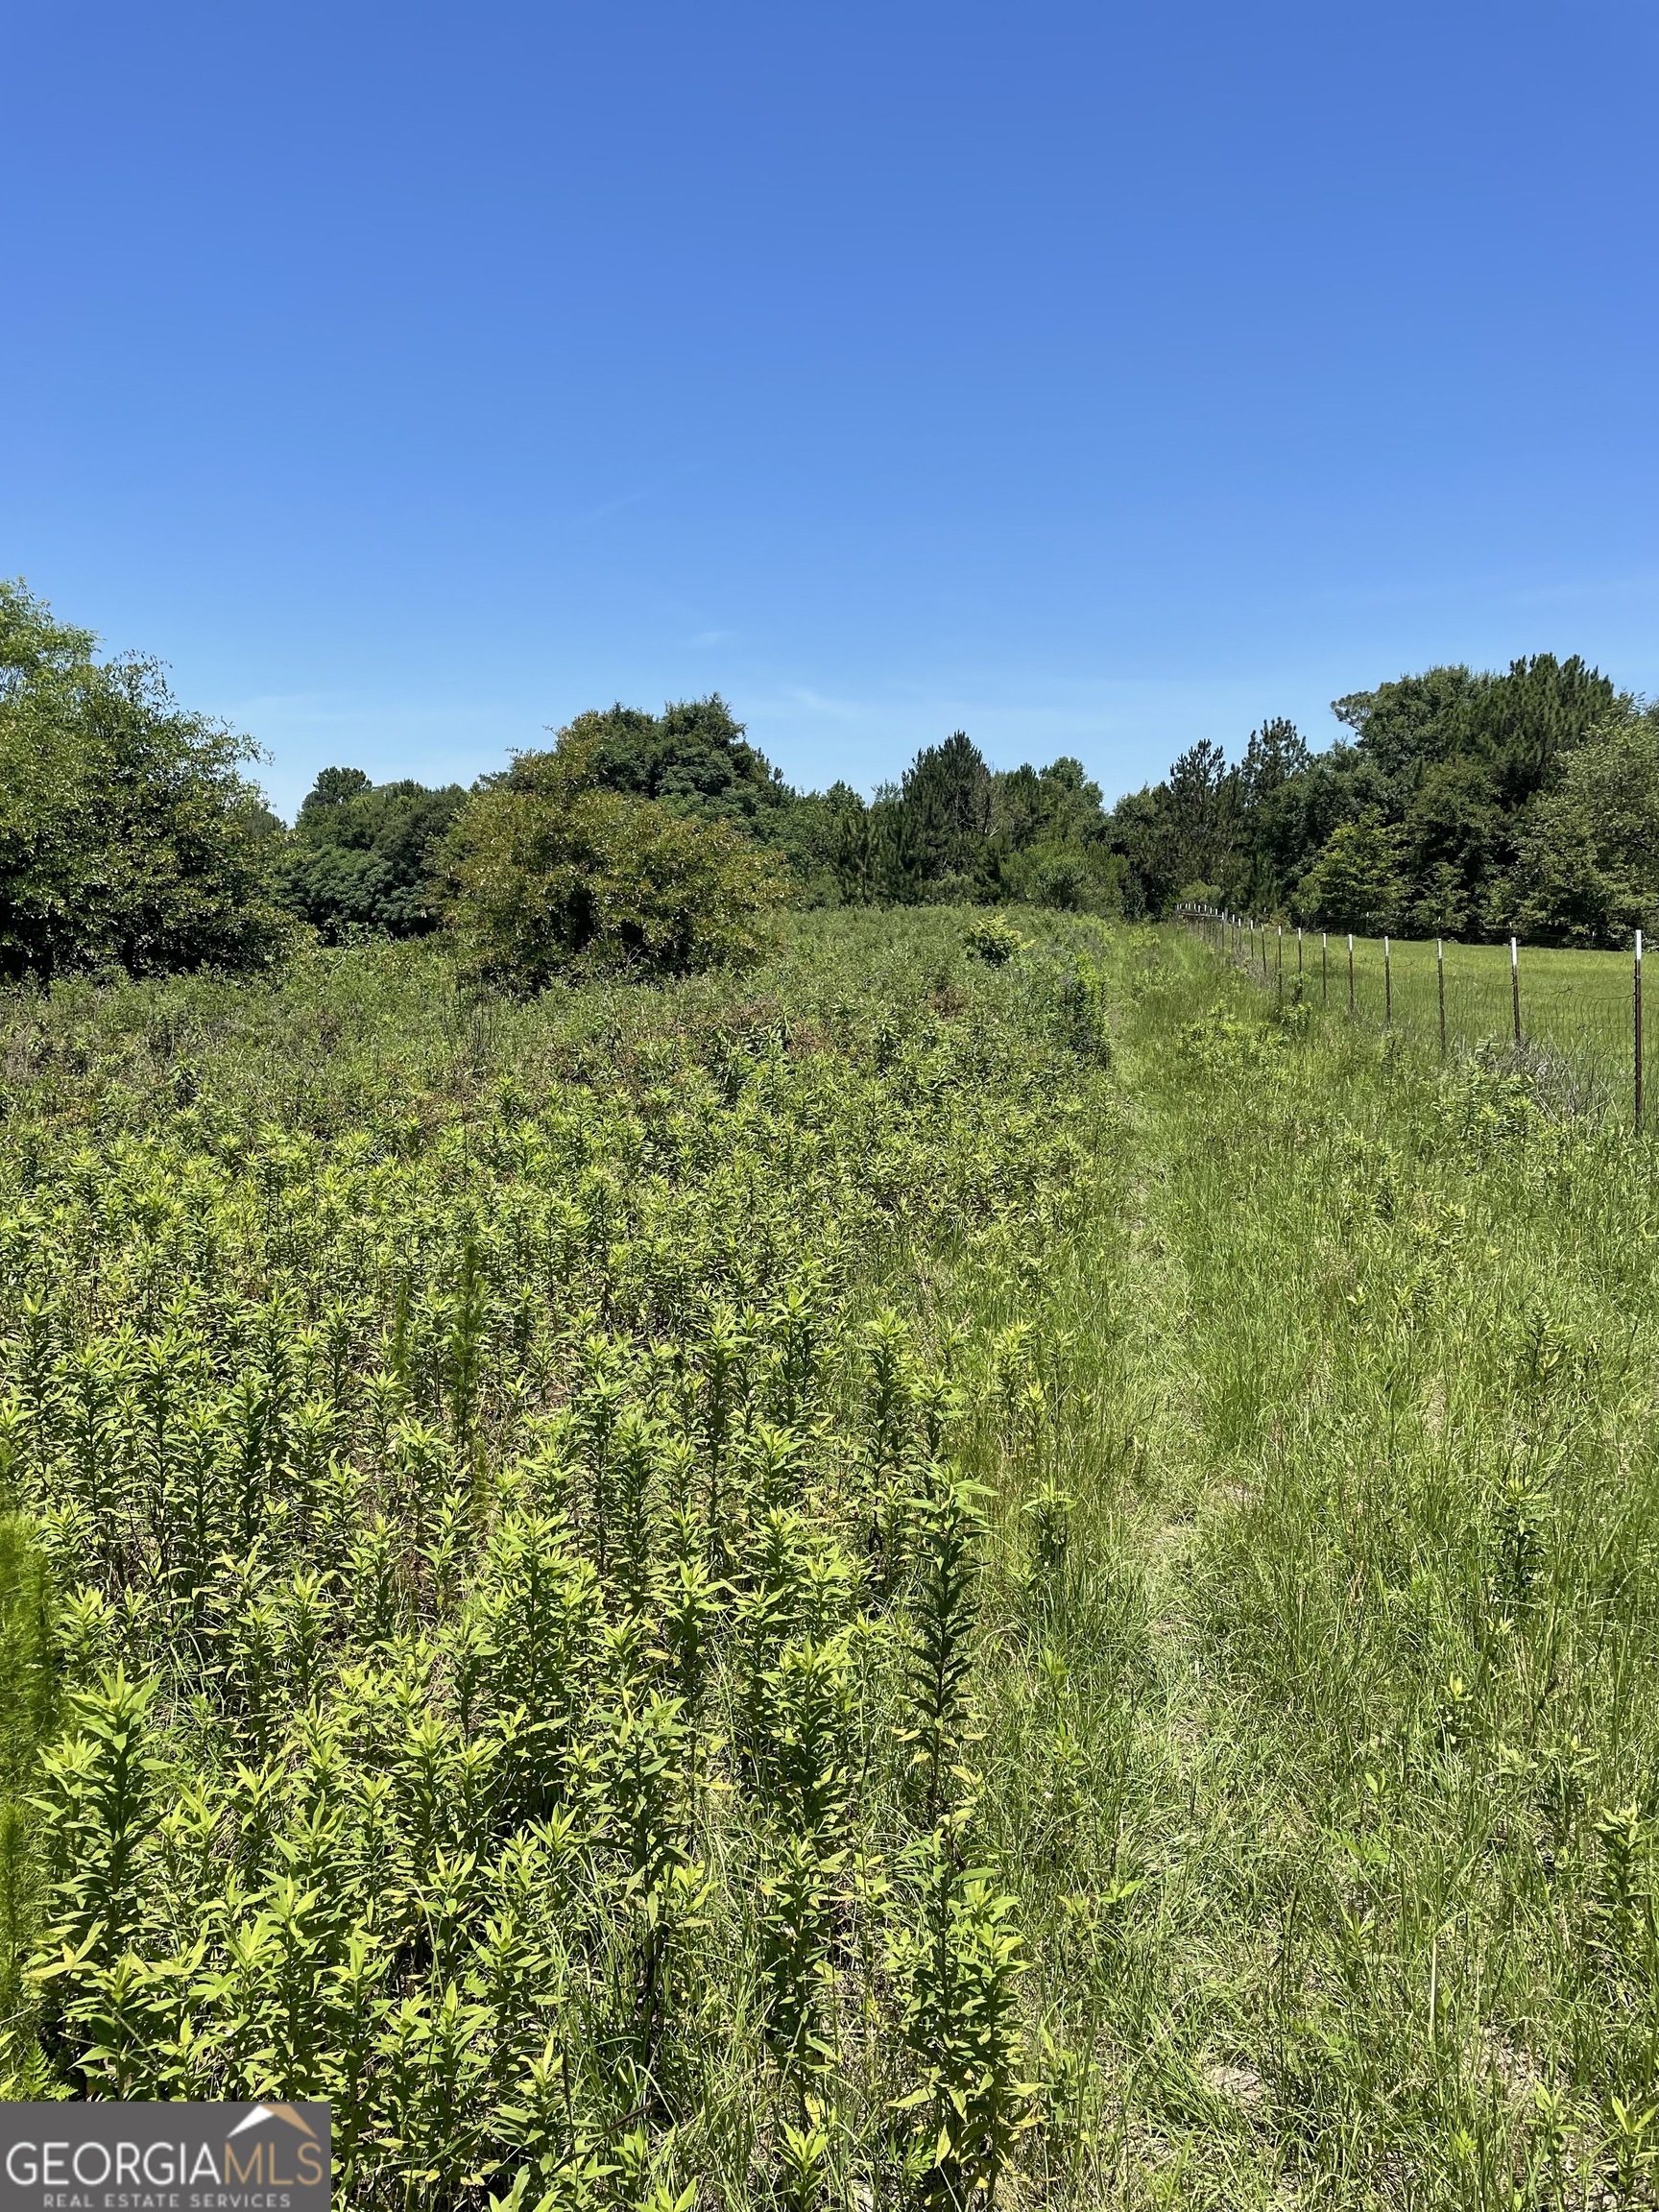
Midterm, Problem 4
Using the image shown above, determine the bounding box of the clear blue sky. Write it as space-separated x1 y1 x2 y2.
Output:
6 1 1656 818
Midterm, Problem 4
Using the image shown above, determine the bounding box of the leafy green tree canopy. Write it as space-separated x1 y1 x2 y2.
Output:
552 695 790 830
1334 655 1617 799
846 737 1118 910
1505 707 1659 946
1106 652 1638 942
439 735 786 988
284 767 468 940
0 580 287 982
1293 811 1408 934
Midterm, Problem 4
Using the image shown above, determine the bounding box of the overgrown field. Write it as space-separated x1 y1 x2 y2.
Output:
6 915 1659 2211
0 912 1118 2209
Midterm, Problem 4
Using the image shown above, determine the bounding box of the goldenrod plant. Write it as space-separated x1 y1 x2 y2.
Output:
0 910 1105 2208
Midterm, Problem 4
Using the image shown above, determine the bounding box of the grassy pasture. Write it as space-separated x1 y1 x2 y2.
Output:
1222 924 1644 1110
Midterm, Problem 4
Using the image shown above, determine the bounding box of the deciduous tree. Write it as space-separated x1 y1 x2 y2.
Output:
0 580 286 982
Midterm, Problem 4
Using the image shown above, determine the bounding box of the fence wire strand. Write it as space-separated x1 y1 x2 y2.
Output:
1178 907 1646 1127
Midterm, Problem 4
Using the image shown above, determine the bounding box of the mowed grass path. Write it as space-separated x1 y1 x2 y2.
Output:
973 926 1659 2207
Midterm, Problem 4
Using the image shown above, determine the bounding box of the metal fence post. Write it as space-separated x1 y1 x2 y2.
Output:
1637 929 1645 1135
1436 937 1446 1059
1383 934 1392 1025
1321 929 1328 1004
1347 932 1355 1016
1510 935 1521 1046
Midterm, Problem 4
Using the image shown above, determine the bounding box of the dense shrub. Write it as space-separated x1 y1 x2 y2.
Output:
440 740 786 986
964 915 1027 965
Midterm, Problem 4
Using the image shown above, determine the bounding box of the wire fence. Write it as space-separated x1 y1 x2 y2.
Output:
1175 904 1648 1130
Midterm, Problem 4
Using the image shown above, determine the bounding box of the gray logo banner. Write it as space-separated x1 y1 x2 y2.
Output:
0 2103 330 2211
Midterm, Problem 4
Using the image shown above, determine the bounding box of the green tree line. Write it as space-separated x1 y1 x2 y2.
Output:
1115 656 1659 943
0 582 1124 985
7 577 1657 987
